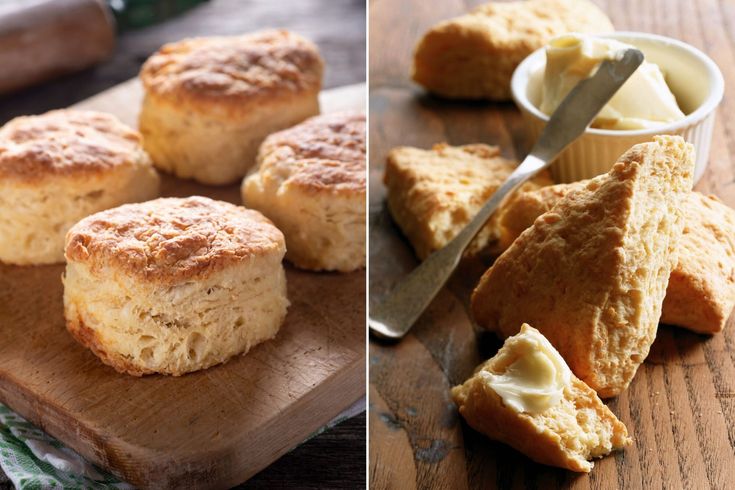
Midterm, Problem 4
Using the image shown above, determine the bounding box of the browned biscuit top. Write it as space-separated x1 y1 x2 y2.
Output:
0 109 146 182
469 0 614 43
65 196 285 283
255 111 366 194
140 29 324 111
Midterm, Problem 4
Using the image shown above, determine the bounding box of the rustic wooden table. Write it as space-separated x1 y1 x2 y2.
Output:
0 0 365 488
369 0 735 488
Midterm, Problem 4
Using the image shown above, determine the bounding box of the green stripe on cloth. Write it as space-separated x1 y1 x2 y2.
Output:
0 405 132 489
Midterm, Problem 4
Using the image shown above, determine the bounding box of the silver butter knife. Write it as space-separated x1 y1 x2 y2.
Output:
370 48 644 340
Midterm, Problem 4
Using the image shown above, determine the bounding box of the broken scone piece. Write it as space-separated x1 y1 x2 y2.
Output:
384 143 553 259
412 0 614 100
499 186 735 334
452 324 631 472
472 136 694 397
664 192 735 333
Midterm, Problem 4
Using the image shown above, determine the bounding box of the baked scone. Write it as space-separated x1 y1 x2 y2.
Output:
383 143 553 260
472 136 694 397
63 196 289 376
242 111 365 271
497 182 582 251
139 29 324 185
412 0 614 100
663 192 735 333
452 324 631 472
0 109 159 265
500 186 735 334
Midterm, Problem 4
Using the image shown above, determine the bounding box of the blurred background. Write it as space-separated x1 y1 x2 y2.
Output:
0 0 366 123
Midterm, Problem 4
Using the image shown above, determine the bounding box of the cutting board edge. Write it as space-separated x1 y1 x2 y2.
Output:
0 351 366 488
0 79 368 488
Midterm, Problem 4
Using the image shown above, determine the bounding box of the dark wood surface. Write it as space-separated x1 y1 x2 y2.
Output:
241 413 366 490
369 0 735 488
0 413 365 490
0 0 366 488
0 247 365 488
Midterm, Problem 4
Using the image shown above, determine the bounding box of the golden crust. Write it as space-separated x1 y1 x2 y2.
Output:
241 112 365 272
497 182 581 250
662 193 735 333
254 111 366 195
66 312 151 377
452 328 631 473
472 136 694 397
0 109 150 182
140 29 324 117
500 187 735 334
412 0 614 100
64 196 285 284
384 143 553 260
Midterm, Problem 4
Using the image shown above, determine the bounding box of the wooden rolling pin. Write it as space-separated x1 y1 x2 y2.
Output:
0 0 115 94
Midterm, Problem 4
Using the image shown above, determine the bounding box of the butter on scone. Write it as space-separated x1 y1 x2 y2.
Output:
383 143 553 260
452 324 631 472
63 196 289 376
0 109 159 265
139 29 324 185
412 0 614 100
500 186 735 334
472 136 694 397
242 111 366 272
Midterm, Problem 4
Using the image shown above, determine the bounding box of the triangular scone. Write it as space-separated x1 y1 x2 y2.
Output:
452 324 631 472
472 136 694 397
412 0 614 100
663 192 735 333
497 181 585 250
499 186 735 334
384 143 553 260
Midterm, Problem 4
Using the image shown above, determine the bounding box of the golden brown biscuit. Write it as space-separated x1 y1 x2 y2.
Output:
452 324 631 472
412 0 614 100
383 143 553 260
499 186 735 334
472 136 694 397
497 182 583 251
63 196 289 376
139 29 324 185
242 111 366 272
663 193 735 333
0 109 159 265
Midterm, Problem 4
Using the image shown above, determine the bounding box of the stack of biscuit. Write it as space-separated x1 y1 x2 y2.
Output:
1 28 365 377
383 133 735 471
382 0 735 472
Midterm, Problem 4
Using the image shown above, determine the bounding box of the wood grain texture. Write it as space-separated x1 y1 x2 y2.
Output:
0 82 366 489
368 0 735 488
0 2 366 487
241 412 366 489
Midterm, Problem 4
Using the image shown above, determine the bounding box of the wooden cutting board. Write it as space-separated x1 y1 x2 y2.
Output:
0 82 366 489
369 0 735 488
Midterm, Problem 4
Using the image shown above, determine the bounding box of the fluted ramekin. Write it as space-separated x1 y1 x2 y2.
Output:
510 32 724 183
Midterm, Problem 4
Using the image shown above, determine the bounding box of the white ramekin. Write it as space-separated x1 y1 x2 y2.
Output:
510 32 724 183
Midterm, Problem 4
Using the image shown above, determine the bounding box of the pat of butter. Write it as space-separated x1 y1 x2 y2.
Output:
539 34 686 130
480 325 571 414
